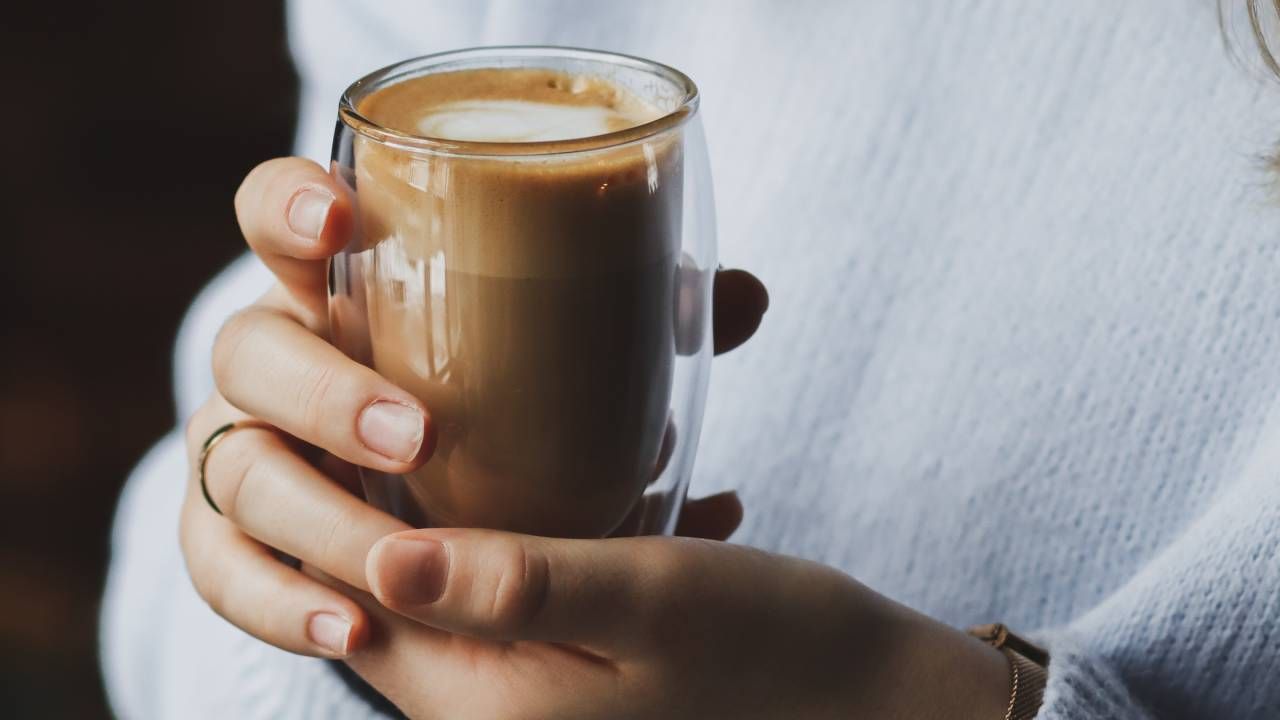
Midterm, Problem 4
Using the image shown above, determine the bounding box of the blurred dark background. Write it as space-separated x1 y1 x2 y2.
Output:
1 3 297 716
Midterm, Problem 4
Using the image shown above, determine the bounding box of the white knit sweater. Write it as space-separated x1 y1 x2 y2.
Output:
102 1 1280 717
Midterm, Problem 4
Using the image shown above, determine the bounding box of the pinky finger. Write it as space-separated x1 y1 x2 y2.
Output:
179 492 370 658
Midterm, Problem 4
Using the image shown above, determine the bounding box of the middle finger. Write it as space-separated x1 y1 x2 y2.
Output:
197 407 411 590
213 306 434 472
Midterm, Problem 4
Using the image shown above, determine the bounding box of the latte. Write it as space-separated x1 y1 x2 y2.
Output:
349 67 682 537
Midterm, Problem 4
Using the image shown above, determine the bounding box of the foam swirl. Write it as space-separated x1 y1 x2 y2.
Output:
417 99 651 143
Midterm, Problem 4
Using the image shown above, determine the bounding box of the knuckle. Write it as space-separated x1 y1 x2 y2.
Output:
204 433 268 521
295 359 344 433
234 158 294 220
184 398 230 467
188 562 225 615
183 410 202 452
184 401 214 455
211 309 262 391
234 159 277 225
483 540 550 634
308 504 355 575
248 587 279 642
177 502 197 566
178 513 225 614
637 539 696 622
644 538 688 584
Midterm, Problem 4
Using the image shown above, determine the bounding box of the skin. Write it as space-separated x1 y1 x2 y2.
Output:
180 156 1011 719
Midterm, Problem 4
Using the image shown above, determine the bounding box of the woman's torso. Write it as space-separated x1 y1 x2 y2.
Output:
105 2 1280 717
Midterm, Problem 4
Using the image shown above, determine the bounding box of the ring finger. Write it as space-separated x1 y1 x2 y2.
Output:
186 397 411 592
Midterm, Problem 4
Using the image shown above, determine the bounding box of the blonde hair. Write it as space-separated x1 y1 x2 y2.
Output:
1225 1 1280 175
1233 0 1280 75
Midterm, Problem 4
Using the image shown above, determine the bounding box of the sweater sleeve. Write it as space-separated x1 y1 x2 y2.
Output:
1032 433 1280 719
1035 635 1155 719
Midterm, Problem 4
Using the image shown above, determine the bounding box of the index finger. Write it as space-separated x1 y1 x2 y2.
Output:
234 157 354 314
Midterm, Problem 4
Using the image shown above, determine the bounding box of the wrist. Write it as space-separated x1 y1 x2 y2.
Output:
839 594 1012 720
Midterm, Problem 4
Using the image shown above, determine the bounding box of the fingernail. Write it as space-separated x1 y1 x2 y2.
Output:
307 612 352 655
375 538 448 606
358 401 425 462
287 188 333 240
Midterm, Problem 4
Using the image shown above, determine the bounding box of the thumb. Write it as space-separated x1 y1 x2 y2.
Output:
366 528 668 647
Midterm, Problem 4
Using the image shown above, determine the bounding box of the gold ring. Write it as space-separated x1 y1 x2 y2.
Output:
198 419 276 515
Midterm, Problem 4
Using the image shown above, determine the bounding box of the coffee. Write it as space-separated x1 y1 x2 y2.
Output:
359 68 662 142
351 68 682 537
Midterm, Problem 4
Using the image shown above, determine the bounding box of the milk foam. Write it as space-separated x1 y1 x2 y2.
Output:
417 99 654 142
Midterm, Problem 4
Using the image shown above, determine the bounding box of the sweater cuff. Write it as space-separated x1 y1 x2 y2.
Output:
1034 633 1154 720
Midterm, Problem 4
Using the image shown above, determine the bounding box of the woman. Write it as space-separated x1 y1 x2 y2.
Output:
102 1 1280 717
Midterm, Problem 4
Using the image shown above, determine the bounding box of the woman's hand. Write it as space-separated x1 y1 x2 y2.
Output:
338 528 1012 720
179 157 768 659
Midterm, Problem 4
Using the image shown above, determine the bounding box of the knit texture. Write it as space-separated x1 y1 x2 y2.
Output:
102 1 1280 717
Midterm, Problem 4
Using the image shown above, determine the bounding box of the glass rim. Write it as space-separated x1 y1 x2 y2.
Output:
338 45 700 158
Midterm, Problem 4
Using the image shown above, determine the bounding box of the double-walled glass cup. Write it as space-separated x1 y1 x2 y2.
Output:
329 47 715 538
